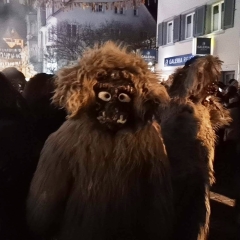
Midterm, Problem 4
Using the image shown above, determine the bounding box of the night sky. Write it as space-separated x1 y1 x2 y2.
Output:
145 0 158 21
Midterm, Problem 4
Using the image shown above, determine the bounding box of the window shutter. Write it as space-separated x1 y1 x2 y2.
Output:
194 5 206 37
173 15 181 43
180 14 186 40
223 0 235 29
205 5 212 34
163 22 168 45
157 22 163 46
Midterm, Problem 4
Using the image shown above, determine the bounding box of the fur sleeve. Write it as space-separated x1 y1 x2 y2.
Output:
26 130 73 237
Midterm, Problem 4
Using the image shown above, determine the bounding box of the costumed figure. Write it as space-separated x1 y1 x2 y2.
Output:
27 44 230 240
160 55 231 239
27 42 173 240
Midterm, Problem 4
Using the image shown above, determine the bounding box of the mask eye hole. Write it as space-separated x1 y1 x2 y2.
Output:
98 91 111 101
118 93 131 102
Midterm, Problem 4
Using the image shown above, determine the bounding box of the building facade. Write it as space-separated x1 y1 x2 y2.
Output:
29 0 156 73
157 0 238 83
0 1 37 77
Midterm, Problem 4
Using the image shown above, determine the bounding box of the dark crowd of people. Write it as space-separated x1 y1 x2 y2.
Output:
0 60 239 239
0 67 66 240
213 78 240 225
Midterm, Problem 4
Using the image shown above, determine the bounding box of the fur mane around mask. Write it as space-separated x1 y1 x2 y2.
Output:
52 41 169 119
169 55 223 101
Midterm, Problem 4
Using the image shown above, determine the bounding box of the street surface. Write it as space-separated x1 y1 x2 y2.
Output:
209 191 239 240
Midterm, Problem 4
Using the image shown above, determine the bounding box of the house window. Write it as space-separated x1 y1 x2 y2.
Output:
48 27 54 42
212 1 224 32
72 25 77 37
167 21 173 44
45 31 47 44
185 13 195 39
67 24 71 36
95 4 103 12
133 7 138 16
66 24 77 37
46 4 53 19
30 23 34 34
119 7 124 14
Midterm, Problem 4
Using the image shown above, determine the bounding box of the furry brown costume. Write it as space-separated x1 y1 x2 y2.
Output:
160 99 215 240
27 42 173 240
160 55 231 240
168 55 230 130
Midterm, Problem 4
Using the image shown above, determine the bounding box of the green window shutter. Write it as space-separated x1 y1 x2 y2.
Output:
163 22 168 45
205 5 212 34
157 22 163 46
223 0 235 29
180 14 186 40
194 5 206 37
173 15 181 43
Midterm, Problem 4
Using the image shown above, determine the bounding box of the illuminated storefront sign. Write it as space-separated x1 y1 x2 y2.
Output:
0 48 22 60
0 48 22 69
141 49 157 62
164 54 194 67
196 38 211 55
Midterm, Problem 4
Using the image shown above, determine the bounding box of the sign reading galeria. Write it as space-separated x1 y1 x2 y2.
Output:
164 54 194 67
196 38 211 55
141 49 157 62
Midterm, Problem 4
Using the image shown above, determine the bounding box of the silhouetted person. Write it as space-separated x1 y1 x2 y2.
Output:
2 67 26 93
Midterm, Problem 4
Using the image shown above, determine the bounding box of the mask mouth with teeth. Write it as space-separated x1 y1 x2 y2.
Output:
93 71 135 131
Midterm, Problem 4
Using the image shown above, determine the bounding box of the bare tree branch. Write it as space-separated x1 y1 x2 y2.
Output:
44 20 156 67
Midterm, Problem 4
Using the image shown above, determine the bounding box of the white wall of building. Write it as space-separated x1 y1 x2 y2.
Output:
35 1 155 73
157 0 240 81
54 4 153 28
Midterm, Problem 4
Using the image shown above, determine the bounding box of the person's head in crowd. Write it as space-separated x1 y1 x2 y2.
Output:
2 67 26 93
228 78 238 88
184 55 203 68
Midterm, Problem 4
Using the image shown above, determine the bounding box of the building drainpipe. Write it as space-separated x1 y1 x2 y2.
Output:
238 32 240 82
